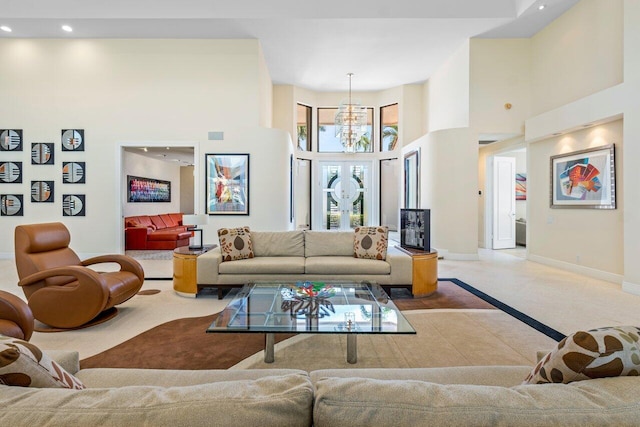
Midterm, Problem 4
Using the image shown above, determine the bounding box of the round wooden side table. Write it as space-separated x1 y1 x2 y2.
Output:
173 245 216 298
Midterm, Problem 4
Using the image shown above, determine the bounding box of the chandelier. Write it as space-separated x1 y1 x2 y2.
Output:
335 73 368 153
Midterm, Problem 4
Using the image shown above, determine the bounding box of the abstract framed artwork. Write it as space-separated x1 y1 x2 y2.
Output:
31 181 55 203
550 144 615 209
127 175 171 203
1 194 23 216
61 129 84 151
63 194 86 216
63 162 86 183
0 129 23 151
516 173 527 201
206 153 249 215
32 142 55 165
0 162 22 183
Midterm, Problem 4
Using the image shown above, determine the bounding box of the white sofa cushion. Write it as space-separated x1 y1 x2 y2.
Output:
0 373 313 427
304 231 353 257
219 257 305 274
313 376 640 427
252 231 305 257
305 257 390 275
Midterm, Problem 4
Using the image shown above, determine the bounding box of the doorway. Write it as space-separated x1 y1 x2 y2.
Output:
316 160 372 230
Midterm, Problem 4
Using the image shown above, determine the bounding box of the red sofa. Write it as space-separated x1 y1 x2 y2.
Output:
124 213 192 250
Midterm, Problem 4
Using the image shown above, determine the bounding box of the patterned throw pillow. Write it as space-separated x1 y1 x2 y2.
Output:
218 226 254 262
523 325 640 385
0 335 85 389
353 226 389 260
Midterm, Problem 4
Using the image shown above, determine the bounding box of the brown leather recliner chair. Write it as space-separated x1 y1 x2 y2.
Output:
14 222 144 329
0 290 34 340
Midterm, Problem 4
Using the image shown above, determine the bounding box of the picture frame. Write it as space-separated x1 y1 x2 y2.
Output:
127 175 171 203
206 153 249 215
31 142 54 165
0 162 22 183
61 129 84 151
62 194 86 216
400 208 430 252
1 194 23 216
31 181 55 203
0 129 23 151
63 162 86 184
550 144 615 209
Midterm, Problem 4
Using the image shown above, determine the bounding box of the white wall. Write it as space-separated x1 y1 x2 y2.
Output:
0 38 284 256
427 40 470 132
470 38 531 136
530 0 623 116
527 120 623 277
123 151 182 216
180 166 195 214
258 43 273 128
404 127 478 259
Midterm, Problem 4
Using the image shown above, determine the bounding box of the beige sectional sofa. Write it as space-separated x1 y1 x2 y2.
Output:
197 230 413 298
2 351 639 426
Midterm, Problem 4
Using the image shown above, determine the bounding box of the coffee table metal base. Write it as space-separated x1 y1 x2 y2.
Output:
264 333 358 364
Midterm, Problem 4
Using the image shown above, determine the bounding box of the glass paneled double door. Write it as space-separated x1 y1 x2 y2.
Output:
318 161 371 230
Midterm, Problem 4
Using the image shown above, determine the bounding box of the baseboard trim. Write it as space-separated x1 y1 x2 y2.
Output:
528 254 623 285
622 281 640 296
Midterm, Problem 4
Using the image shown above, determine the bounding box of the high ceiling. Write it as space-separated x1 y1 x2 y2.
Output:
0 0 580 91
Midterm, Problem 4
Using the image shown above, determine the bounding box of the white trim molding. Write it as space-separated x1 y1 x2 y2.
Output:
622 281 640 297
528 254 623 285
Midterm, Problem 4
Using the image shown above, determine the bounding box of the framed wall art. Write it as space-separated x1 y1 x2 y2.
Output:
516 173 527 201
0 129 22 151
61 129 84 151
0 162 22 183
63 194 86 216
31 181 54 203
206 153 249 215
127 175 171 203
1 194 23 216
63 162 86 183
32 142 55 165
550 144 615 209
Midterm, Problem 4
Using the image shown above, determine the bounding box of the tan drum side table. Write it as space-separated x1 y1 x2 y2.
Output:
396 246 438 297
173 245 216 298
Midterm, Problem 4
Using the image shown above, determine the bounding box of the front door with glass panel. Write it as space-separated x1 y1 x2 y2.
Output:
319 161 371 230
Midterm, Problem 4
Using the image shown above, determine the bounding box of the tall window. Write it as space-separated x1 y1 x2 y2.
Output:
317 107 374 153
297 104 312 151
380 103 399 152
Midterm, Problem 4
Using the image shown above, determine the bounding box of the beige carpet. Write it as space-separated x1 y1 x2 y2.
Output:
231 310 557 371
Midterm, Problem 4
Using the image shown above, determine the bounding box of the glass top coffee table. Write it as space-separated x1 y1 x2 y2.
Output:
207 281 416 364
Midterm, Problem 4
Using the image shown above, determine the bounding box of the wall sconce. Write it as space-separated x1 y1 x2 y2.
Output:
504 103 512 110
182 214 209 250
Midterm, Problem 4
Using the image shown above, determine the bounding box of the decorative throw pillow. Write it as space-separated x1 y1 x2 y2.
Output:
523 325 640 385
0 335 85 389
353 226 389 260
218 226 254 262
125 220 139 227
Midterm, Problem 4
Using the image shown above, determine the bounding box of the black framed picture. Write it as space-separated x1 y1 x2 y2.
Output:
400 208 430 252
31 143 55 165
61 129 84 151
0 129 23 151
63 162 86 183
206 153 249 215
127 175 171 203
31 181 55 203
1 194 23 216
0 162 22 183
63 194 86 216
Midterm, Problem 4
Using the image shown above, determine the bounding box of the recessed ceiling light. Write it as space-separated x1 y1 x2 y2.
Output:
143 147 148 152
0 26 12 33
538 4 546 10
61 25 73 32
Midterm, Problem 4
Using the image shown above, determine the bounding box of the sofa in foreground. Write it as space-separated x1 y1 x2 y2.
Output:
1 349 640 426
124 213 192 250
197 229 413 298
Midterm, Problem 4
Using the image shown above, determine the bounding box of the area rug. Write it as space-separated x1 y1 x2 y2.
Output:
80 279 563 370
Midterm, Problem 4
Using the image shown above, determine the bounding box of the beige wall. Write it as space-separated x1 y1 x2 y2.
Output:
258 43 273 128
427 40 470 132
405 127 478 258
470 39 531 136
527 120 623 276
0 39 291 256
530 0 623 116
180 166 195 215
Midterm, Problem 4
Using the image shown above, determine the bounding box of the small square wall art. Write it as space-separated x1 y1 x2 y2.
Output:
0 129 23 151
61 129 84 151
31 181 55 203
31 142 55 165
63 194 85 216
1 194 23 216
